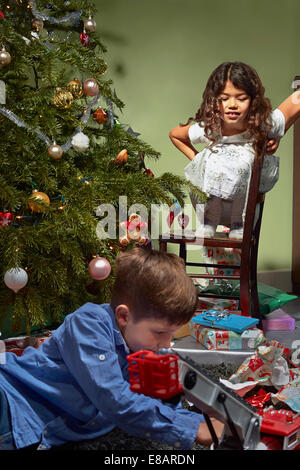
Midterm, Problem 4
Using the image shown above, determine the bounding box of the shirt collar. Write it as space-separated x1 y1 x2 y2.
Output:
103 303 130 351
217 130 253 144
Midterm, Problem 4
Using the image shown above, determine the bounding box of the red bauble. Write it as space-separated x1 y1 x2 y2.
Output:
144 168 154 177
93 107 108 124
0 212 13 227
80 30 89 47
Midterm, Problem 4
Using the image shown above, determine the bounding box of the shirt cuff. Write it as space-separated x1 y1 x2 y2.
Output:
152 405 205 450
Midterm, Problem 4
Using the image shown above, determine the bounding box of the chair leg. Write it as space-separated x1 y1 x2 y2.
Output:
179 243 187 264
159 240 167 252
240 245 251 316
250 241 264 330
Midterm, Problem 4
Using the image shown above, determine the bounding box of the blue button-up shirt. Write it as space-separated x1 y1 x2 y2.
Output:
0 303 203 449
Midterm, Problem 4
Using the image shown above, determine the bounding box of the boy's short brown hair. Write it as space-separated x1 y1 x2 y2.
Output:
110 247 198 324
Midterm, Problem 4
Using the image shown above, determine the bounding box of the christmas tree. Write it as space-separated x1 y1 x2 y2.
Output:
0 0 204 337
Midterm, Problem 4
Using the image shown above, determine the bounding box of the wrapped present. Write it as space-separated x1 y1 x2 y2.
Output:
197 295 240 312
4 330 52 356
191 310 259 333
190 324 265 351
262 308 295 331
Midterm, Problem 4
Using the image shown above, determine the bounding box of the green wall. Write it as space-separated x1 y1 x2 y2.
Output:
96 0 300 271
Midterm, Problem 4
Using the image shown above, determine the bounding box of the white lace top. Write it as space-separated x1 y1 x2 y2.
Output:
184 108 286 199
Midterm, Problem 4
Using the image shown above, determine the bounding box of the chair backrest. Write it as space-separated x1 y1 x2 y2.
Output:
242 153 264 252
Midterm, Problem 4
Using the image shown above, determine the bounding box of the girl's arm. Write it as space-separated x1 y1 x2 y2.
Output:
278 90 300 133
169 124 198 161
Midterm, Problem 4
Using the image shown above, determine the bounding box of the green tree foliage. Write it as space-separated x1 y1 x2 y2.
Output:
0 0 205 336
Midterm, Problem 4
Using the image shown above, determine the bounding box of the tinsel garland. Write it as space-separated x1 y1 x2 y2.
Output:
31 0 82 27
0 94 116 151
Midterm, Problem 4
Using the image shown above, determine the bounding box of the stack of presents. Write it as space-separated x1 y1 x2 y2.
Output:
172 280 300 450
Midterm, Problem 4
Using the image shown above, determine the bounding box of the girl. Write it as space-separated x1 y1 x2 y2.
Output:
169 61 300 239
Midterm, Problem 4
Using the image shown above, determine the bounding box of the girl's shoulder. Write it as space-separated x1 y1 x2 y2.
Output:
188 121 212 145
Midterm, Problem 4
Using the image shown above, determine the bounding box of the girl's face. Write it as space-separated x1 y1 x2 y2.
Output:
218 80 251 133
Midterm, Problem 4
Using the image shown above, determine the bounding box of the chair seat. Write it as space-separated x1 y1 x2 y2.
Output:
159 229 245 249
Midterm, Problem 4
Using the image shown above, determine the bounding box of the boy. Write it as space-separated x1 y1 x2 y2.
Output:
0 248 223 450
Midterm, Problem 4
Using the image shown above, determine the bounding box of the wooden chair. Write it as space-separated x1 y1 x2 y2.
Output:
159 155 265 328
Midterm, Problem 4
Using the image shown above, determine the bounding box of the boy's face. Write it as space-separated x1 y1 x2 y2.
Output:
115 305 183 353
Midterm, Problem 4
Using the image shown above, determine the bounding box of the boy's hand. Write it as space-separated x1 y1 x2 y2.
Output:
265 138 279 155
195 418 224 447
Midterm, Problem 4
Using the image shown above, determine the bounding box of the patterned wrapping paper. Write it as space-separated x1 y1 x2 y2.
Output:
229 340 290 389
4 331 52 356
190 323 265 351
197 296 240 312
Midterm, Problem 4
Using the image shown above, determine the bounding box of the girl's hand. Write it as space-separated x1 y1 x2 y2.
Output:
265 138 279 155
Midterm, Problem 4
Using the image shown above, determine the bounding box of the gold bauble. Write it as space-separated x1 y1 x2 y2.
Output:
28 190 50 213
53 88 74 109
84 16 96 32
31 18 44 32
48 142 63 160
67 79 83 99
0 47 11 66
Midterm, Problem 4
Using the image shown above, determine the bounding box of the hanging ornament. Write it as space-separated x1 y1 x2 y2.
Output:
48 141 63 160
28 190 50 213
167 211 175 228
93 107 107 124
4 268 28 293
71 132 90 152
80 28 89 47
0 46 11 66
119 214 148 246
144 168 154 177
84 15 96 32
178 213 189 229
88 257 111 280
53 88 74 109
67 79 83 99
83 78 99 97
31 18 44 32
114 149 128 164
0 211 13 227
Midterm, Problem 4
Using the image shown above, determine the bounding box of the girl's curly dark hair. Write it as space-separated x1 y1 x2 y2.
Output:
185 61 272 161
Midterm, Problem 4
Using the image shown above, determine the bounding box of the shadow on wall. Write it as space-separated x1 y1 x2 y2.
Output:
101 30 128 78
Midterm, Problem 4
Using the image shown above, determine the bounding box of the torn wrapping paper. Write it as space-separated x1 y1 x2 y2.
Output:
271 377 300 412
190 324 265 351
219 378 259 397
229 340 290 390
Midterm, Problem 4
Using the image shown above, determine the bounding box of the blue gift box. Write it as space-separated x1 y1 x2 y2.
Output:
191 310 259 334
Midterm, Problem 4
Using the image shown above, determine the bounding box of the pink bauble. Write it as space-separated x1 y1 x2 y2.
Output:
83 78 99 96
88 257 111 280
